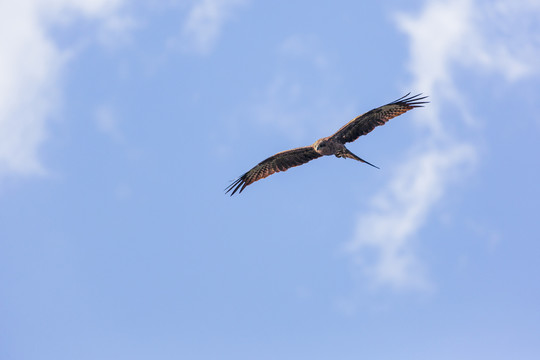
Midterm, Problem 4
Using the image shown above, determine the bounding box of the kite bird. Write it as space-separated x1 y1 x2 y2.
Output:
226 93 428 195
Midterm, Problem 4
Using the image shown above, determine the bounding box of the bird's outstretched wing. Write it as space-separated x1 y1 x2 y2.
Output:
225 146 322 196
330 93 428 144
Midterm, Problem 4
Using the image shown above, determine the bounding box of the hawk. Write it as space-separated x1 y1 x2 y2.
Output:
226 93 428 195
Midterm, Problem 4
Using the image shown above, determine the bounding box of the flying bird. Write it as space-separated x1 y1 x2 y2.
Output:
226 93 428 195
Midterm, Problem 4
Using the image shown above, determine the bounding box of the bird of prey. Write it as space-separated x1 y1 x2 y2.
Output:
226 93 428 195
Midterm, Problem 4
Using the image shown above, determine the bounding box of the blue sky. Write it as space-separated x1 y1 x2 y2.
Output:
1 0 539 359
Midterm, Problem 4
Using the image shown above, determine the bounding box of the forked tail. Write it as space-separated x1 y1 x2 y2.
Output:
336 148 379 169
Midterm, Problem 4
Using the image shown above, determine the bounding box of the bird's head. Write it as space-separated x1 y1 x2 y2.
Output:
314 137 333 155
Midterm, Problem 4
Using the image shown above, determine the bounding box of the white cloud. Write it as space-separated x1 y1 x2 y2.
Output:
397 0 539 104
347 144 476 290
0 0 128 179
346 0 540 291
181 0 248 54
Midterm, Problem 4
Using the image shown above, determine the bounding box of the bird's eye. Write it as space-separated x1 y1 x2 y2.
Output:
319 143 325 147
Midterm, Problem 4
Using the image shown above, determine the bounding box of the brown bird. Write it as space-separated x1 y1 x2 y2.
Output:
226 93 428 195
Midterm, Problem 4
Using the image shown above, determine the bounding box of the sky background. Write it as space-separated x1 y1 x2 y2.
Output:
1 0 540 359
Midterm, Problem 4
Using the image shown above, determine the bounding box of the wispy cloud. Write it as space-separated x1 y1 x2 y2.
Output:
249 35 352 142
346 0 540 291
180 0 248 54
0 0 129 180
347 144 476 291
95 105 124 143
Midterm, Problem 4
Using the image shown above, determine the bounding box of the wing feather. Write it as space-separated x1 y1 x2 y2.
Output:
330 93 428 144
225 146 322 196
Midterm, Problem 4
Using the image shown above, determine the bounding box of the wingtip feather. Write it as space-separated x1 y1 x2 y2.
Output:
391 92 429 108
225 177 245 196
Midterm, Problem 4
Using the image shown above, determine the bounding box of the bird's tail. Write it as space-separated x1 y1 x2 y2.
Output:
336 148 379 169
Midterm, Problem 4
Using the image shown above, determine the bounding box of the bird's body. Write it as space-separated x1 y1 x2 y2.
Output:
313 136 377 166
226 93 428 195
